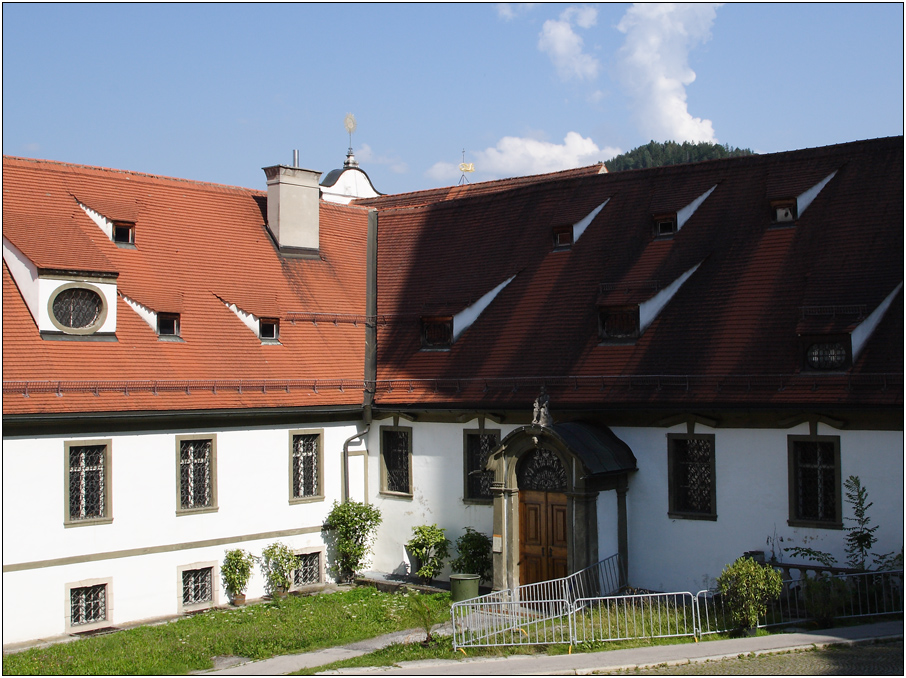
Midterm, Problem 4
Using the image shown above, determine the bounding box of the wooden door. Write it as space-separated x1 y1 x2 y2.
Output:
519 489 568 586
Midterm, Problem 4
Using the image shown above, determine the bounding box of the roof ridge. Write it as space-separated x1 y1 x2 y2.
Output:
2 155 265 195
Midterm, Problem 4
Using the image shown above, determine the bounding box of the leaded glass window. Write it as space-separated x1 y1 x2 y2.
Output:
70 584 106 626
69 445 106 521
806 342 848 370
465 432 497 500
182 567 213 605
382 428 411 495
292 434 320 498
791 439 839 524
294 552 320 587
52 287 102 329
669 435 716 518
517 448 567 491
180 439 213 509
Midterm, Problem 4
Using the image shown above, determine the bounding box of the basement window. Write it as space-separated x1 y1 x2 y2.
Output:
654 214 677 238
112 221 136 245
598 306 640 342
158 313 181 338
260 318 280 341
553 225 573 250
771 199 798 224
421 316 453 350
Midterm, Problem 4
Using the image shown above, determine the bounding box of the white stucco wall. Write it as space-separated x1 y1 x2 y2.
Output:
2 420 363 645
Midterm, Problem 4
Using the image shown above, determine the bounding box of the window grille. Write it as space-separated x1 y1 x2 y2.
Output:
670 437 714 515
292 434 319 497
794 441 838 522
383 429 410 494
517 448 567 491
182 567 213 606
806 342 847 370
466 433 497 500
294 552 320 587
421 317 453 349
180 439 212 509
69 445 106 520
71 584 106 626
599 307 640 340
53 288 102 329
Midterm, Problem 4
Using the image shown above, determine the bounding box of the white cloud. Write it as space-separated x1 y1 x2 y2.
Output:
474 132 620 177
615 3 721 143
357 143 408 174
497 3 538 21
538 6 600 81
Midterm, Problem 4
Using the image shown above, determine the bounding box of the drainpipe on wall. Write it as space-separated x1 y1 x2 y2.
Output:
341 425 369 503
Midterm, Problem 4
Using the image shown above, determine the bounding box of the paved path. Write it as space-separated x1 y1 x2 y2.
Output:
200 619 902 676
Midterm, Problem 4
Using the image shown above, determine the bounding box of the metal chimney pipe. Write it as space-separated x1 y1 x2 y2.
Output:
293 150 300 167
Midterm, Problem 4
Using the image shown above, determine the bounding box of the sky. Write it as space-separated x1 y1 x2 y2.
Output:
3 3 903 195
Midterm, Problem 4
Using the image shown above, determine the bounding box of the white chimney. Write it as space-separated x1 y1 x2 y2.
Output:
263 156 322 254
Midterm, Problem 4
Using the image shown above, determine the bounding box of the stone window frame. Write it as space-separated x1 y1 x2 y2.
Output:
176 561 218 613
64 439 114 527
47 282 109 336
379 425 413 498
288 429 324 504
291 548 324 591
787 435 843 529
462 428 499 504
64 576 113 634
667 433 717 521
175 435 218 516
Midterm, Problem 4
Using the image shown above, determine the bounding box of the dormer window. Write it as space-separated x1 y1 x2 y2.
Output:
421 316 453 350
800 334 851 371
654 214 677 238
260 318 280 341
771 199 798 224
158 313 181 338
598 306 640 342
112 221 135 245
553 225 573 250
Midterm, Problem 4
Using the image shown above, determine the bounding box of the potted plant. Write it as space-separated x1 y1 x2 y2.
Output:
450 527 493 601
260 541 296 598
221 548 256 605
406 524 450 585
716 556 783 635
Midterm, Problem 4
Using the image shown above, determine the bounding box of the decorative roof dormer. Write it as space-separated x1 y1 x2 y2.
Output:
320 114 382 205
771 171 838 225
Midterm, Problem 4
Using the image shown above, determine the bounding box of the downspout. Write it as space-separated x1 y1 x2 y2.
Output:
343 208 378 503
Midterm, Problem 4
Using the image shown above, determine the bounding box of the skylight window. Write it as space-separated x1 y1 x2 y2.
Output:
771 199 797 224
655 214 677 238
553 225 573 250
112 221 135 245
260 318 280 341
158 313 180 338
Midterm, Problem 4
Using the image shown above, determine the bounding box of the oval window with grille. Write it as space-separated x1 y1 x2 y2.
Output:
48 284 108 334
806 342 847 370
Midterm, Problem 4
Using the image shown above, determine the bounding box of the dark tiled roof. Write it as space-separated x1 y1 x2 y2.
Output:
371 137 904 409
3 156 370 415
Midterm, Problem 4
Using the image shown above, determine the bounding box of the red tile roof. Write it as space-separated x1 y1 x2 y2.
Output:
3 156 370 415
371 138 903 410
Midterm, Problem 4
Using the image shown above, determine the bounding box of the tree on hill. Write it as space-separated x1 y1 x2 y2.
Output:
605 141 755 172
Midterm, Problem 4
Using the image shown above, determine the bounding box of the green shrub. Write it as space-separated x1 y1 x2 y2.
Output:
221 548 256 598
802 573 849 628
450 527 493 583
406 524 450 583
323 500 383 582
716 556 783 632
260 542 296 595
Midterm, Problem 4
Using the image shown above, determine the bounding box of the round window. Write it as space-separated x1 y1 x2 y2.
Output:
48 284 107 334
806 342 847 370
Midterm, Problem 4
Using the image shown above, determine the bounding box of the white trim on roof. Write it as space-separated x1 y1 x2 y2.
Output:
851 281 903 361
122 294 158 333
573 199 610 243
639 261 702 333
453 274 517 342
797 171 838 217
79 203 114 241
677 185 717 231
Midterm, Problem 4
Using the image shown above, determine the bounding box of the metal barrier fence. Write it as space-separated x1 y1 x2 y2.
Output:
452 565 902 650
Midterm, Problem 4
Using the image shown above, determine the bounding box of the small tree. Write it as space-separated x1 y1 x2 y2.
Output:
716 556 783 633
406 524 450 584
323 500 382 583
260 541 296 596
843 475 879 571
451 527 493 583
221 548 256 600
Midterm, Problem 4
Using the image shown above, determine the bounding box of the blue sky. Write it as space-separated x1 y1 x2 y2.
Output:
3 3 903 195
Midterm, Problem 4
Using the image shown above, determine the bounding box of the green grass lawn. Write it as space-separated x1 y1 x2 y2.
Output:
2 587 451 675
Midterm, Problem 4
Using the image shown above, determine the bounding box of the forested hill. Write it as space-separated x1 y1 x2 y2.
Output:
605 141 755 172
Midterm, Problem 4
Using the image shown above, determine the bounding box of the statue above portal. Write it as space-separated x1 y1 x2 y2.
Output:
532 387 551 427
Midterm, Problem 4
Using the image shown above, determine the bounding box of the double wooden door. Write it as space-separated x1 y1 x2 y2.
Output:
518 489 568 586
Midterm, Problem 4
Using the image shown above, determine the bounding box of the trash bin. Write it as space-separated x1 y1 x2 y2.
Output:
450 574 480 602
